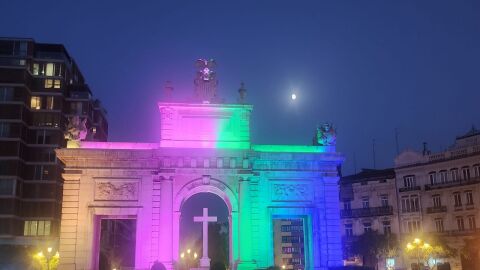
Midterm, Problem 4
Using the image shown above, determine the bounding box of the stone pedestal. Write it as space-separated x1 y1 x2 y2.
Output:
199 257 211 268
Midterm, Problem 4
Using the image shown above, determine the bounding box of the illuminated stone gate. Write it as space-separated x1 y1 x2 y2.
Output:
56 61 344 270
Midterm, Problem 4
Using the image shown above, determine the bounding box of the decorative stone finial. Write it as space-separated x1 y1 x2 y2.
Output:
163 81 174 101
64 116 88 141
314 123 336 146
238 82 247 104
194 59 219 103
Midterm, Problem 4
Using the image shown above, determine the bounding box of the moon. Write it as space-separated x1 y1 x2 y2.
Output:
291 93 297 100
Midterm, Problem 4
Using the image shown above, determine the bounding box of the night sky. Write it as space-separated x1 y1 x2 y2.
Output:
1 1 480 174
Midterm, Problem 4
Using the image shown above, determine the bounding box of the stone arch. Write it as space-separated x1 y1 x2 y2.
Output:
172 177 239 266
174 177 238 213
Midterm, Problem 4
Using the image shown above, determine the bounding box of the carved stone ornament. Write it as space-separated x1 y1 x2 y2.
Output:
64 115 88 141
273 184 313 201
95 181 139 201
316 123 336 146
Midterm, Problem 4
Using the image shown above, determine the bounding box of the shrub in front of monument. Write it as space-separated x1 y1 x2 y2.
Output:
151 260 167 270
210 261 227 270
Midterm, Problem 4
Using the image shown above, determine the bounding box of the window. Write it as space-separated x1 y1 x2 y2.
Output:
404 175 416 188
406 220 421 233
435 218 444 232
281 236 301 243
45 63 54 76
0 123 10 137
468 216 476 230
456 217 465 231
439 170 448 183
33 165 49 180
23 220 51 236
383 221 391 235
474 165 480 178
0 87 14 101
432 195 441 207
44 79 53 88
345 223 353 236
70 102 83 115
429 172 437 185
451 169 459 181
33 63 39 75
216 158 223 168
36 130 53 144
30 96 41 110
454 192 462 207
465 191 474 205
462 167 471 181
381 195 389 207
46 96 54 110
53 79 61 88
363 222 372 233
401 195 420 213
362 197 370 208
343 200 351 210
0 179 15 195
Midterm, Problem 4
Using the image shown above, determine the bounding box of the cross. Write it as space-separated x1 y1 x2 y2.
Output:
193 207 217 267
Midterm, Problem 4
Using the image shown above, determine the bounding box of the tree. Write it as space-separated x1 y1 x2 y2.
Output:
349 231 398 270
460 237 480 270
404 236 455 270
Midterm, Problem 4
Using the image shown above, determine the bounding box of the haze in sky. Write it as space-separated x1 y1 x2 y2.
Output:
1 0 479 174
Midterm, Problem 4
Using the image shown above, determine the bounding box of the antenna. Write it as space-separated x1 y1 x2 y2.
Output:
372 139 376 169
395 128 400 155
353 152 357 174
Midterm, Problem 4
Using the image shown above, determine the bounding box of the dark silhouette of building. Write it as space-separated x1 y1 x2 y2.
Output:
0 37 108 263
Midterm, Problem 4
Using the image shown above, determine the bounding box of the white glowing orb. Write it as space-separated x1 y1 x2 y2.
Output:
291 93 297 100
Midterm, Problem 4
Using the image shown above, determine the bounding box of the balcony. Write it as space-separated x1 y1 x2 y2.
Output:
399 186 421 192
425 177 480 191
426 206 447 214
341 206 393 218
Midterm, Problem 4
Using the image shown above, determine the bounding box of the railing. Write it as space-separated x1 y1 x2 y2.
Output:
399 186 421 192
427 144 480 162
425 177 480 190
426 206 447 214
341 206 393 218
434 228 480 236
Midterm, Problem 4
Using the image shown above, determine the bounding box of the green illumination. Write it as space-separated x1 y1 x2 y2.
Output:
252 144 330 153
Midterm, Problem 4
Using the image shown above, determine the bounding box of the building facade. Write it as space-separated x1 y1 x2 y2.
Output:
339 168 400 268
340 128 480 270
273 219 306 270
54 60 344 270
395 128 480 270
0 38 108 266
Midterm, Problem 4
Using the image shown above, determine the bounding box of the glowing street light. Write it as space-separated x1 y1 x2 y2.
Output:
33 246 60 270
405 238 432 269
291 93 297 100
282 265 286 269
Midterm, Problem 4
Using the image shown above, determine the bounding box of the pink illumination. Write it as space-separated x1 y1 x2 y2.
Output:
76 142 159 150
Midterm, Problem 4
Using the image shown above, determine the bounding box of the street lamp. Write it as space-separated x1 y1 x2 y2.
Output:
180 248 198 270
33 246 60 270
405 238 431 270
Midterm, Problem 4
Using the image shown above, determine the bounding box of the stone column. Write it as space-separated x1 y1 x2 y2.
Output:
237 177 256 270
158 176 174 270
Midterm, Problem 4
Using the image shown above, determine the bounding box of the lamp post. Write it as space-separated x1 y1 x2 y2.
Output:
33 246 60 270
180 248 198 270
405 238 431 270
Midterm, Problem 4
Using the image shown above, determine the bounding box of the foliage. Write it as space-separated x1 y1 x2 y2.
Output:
349 230 398 268
266 266 281 270
210 261 227 270
33 251 60 270
404 236 455 270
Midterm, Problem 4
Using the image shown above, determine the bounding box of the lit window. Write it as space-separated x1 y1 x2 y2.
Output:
44 79 53 88
53 79 61 89
46 96 54 110
23 220 51 236
30 96 41 110
45 63 54 76
33 63 39 75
